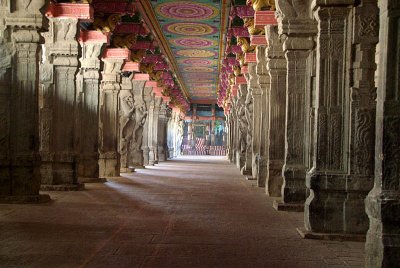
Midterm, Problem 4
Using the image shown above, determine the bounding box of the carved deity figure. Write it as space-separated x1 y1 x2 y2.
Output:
177 119 184 155
130 103 148 152
112 34 137 49
237 37 256 53
248 0 276 11
237 94 247 154
243 17 265 35
93 14 121 32
245 88 253 151
119 90 135 166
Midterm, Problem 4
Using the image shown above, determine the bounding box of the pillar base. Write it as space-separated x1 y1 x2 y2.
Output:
241 166 252 176
296 228 366 242
120 167 135 173
246 176 256 181
0 194 51 204
40 183 85 191
78 177 107 184
273 200 304 212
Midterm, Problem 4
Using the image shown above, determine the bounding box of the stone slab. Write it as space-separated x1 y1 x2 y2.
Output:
273 200 304 212
296 228 366 242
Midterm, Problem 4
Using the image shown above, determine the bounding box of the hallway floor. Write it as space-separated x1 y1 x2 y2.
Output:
1 156 364 268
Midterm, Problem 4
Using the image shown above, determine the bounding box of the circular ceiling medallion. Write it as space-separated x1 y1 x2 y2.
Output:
179 59 216 66
177 49 215 57
156 2 219 21
184 66 214 72
171 37 217 48
164 22 217 36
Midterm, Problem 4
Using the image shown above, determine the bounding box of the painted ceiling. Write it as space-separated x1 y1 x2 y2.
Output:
149 0 228 102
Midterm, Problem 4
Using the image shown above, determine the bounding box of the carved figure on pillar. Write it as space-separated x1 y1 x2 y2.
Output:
119 89 135 172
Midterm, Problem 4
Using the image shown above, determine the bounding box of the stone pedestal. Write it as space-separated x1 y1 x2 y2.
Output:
265 25 286 197
365 0 399 266
76 31 108 183
305 1 377 237
0 1 50 202
99 48 129 178
40 15 83 191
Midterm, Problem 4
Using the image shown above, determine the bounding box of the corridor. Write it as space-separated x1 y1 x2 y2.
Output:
1 156 364 268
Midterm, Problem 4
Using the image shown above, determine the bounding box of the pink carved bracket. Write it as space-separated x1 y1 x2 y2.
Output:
254 11 277 27
235 76 247 85
92 1 136 15
134 73 150 81
102 48 131 60
46 3 93 21
79 30 110 44
122 61 140 72
245 52 256 63
114 23 150 36
250 35 267 46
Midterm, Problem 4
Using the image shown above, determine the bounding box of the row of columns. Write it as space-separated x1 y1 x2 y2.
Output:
226 0 399 266
0 1 184 198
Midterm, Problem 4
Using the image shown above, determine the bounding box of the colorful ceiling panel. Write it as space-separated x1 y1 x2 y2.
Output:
150 0 228 102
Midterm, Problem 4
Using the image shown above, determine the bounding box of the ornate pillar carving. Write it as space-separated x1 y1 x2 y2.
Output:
255 45 270 188
98 48 129 178
303 0 377 238
265 25 286 197
0 0 50 202
157 102 168 162
141 86 153 166
40 4 89 191
248 62 262 182
76 30 108 183
274 0 317 211
236 84 248 170
149 96 162 165
365 0 398 266
243 73 253 177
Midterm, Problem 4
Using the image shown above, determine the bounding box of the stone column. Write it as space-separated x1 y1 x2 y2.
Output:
40 10 83 191
265 25 286 197
76 31 108 183
130 80 147 169
236 84 248 170
303 0 377 237
157 102 168 162
0 0 50 202
141 86 152 166
248 62 262 182
98 48 129 178
243 73 253 177
149 96 162 165
274 1 317 210
365 0 398 266
256 46 270 188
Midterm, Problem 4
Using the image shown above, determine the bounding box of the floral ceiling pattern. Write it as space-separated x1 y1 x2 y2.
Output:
150 0 226 102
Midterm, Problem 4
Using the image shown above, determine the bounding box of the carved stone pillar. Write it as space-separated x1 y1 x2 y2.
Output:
243 73 253 177
98 48 129 178
76 31 108 183
247 62 262 182
365 0 398 266
273 1 317 211
157 102 168 162
40 11 83 190
130 80 147 169
303 0 377 237
149 96 162 165
265 25 286 197
236 84 248 170
141 86 152 166
0 0 50 202
256 45 269 188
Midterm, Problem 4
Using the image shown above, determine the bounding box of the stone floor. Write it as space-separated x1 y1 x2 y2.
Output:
0 156 365 268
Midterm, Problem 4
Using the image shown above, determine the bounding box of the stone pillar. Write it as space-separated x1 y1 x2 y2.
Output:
157 102 168 162
141 86 152 166
256 46 270 188
76 31 108 183
0 0 50 202
265 25 286 197
365 0 398 266
236 84 248 170
243 73 253 177
149 96 162 165
40 9 84 191
98 48 129 178
249 62 262 182
303 0 377 237
130 80 147 169
274 1 317 210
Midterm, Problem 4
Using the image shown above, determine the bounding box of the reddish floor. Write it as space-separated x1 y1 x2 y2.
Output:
0 156 364 268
